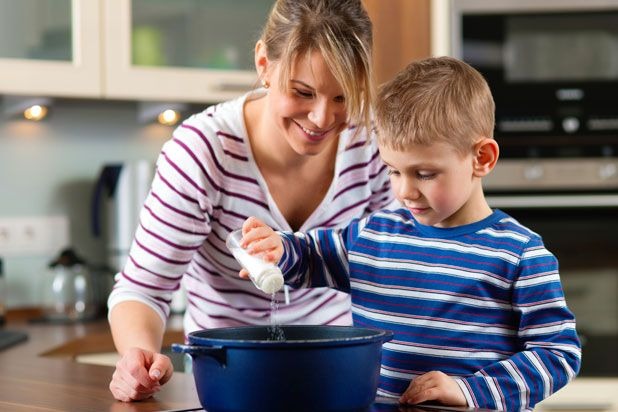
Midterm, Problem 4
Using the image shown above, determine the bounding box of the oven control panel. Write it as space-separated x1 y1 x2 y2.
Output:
484 159 618 191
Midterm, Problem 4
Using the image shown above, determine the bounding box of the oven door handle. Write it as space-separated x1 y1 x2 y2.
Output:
487 194 618 208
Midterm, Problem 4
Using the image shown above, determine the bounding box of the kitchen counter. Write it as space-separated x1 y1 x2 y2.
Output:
1 310 617 412
536 379 618 411
0 310 201 412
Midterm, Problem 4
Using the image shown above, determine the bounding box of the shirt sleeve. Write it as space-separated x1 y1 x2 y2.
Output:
107 122 217 325
459 236 582 411
279 217 367 293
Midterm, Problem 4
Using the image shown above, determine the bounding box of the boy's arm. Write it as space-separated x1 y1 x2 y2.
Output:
279 218 365 292
457 237 581 411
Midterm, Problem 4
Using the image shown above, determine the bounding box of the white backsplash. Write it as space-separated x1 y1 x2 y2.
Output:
0 98 189 308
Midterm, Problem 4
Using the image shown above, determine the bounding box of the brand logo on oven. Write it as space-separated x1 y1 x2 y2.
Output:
556 88 584 101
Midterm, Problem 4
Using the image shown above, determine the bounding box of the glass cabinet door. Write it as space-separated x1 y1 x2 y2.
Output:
0 0 72 61
0 0 102 97
105 0 274 103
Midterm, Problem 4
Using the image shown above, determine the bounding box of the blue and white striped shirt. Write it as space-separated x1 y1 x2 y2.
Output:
280 208 581 411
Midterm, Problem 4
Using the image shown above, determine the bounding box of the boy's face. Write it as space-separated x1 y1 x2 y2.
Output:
380 141 488 228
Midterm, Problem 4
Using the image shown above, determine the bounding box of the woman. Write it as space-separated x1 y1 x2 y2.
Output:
108 0 393 402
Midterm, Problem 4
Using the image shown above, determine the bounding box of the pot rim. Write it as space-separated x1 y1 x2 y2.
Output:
186 325 393 348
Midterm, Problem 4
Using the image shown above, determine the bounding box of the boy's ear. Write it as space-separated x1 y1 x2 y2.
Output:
472 138 499 177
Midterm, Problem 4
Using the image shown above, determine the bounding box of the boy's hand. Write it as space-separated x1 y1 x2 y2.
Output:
399 371 466 407
238 217 284 279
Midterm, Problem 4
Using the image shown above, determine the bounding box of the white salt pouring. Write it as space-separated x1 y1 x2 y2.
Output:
226 229 284 295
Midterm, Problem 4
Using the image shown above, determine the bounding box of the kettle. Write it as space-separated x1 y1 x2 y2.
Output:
91 160 154 272
41 248 97 321
91 160 188 313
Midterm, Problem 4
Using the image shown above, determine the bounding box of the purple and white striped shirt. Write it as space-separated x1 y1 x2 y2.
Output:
108 90 393 333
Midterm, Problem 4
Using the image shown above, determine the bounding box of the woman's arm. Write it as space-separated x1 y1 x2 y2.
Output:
108 301 174 402
109 301 166 354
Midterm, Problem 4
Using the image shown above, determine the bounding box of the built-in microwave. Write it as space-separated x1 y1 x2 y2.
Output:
450 0 618 160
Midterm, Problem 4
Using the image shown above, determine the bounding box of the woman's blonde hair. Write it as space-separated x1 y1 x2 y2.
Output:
376 56 495 155
260 0 374 134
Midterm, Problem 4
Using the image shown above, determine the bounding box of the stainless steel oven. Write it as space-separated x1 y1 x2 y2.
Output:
451 0 618 376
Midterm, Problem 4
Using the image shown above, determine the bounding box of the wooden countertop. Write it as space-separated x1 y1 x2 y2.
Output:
3 310 618 412
0 310 201 412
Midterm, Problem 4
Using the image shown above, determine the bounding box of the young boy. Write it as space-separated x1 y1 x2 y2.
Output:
238 56 581 410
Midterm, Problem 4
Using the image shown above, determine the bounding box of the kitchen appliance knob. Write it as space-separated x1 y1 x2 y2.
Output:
523 164 544 181
598 163 617 180
562 117 580 133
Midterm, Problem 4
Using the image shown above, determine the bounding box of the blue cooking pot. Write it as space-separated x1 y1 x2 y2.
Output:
172 325 394 412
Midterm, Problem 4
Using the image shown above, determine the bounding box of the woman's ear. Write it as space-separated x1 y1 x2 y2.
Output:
254 40 270 84
473 138 499 177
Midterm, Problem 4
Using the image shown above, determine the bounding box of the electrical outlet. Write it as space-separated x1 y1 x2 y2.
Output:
0 216 69 257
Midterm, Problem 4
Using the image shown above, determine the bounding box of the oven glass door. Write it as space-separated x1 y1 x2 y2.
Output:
462 12 618 84
456 7 618 146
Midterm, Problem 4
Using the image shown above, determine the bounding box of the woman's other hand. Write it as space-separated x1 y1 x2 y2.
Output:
399 370 466 407
109 347 173 402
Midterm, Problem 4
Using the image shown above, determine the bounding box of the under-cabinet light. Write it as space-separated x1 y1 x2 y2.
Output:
157 109 181 126
3 96 52 121
137 102 187 126
23 104 49 121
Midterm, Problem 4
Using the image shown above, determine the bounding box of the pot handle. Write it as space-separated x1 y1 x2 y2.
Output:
171 344 227 366
382 331 395 343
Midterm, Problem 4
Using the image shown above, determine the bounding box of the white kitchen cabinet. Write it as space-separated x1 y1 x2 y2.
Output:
104 0 273 103
0 0 273 103
0 1 434 103
0 0 102 97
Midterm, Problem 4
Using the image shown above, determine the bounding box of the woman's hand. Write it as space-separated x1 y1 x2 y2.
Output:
238 217 284 279
399 370 466 406
109 347 173 402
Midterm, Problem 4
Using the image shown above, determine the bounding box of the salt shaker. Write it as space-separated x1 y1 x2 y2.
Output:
226 229 284 294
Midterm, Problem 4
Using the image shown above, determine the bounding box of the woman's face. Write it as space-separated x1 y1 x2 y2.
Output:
265 51 349 156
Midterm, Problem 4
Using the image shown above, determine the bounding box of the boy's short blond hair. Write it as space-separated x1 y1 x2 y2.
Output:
376 56 495 155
